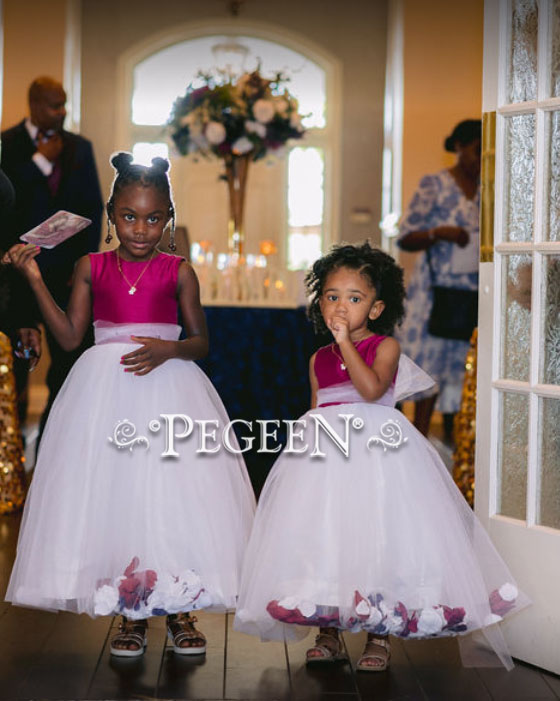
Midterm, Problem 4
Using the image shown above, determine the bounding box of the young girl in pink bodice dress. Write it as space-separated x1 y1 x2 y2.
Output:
4 153 255 658
234 243 527 672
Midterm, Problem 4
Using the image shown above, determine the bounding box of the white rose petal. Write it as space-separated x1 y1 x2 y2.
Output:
253 99 275 124
206 121 227 145
180 569 202 590
378 600 390 616
417 608 444 635
93 584 119 616
499 583 518 602
484 613 503 625
194 590 212 609
245 120 267 138
366 607 382 628
355 599 371 617
386 613 404 634
299 600 317 618
278 596 298 610
232 136 254 155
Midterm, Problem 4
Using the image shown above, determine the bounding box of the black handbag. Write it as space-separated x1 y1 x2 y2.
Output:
426 248 478 341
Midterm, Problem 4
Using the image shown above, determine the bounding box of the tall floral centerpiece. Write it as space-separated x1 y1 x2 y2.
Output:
169 70 306 255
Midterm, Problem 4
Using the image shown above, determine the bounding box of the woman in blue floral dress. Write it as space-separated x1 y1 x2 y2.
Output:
397 120 481 437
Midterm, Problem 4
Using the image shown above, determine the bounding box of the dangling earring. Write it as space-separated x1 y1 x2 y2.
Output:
167 216 177 252
105 218 113 245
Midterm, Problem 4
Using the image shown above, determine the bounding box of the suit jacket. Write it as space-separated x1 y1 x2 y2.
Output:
1 120 103 307
0 167 39 337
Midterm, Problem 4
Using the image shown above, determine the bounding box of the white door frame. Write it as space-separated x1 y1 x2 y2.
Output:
476 0 560 673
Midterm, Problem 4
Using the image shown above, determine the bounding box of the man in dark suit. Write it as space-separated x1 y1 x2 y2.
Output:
1 76 103 436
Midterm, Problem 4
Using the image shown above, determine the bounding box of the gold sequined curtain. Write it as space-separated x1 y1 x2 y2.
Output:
453 328 477 507
0 332 27 513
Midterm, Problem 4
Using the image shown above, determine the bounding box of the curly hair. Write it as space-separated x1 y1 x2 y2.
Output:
305 242 405 336
106 152 175 229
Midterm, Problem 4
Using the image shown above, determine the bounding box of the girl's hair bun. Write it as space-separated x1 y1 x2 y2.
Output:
151 156 170 174
111 151 134 172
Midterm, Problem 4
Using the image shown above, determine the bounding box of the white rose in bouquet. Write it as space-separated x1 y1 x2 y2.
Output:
232 136 254 155
245 120 267 138
253 99 275 124
206 121 227 145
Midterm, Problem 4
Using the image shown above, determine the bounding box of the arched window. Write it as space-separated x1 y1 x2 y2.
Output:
121 30 339 270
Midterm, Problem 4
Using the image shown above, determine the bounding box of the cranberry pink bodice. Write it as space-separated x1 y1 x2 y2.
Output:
315 335 388 389
314 335 397 408
89 250 183 324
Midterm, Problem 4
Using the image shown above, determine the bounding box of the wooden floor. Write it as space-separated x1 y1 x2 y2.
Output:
1 514 559 700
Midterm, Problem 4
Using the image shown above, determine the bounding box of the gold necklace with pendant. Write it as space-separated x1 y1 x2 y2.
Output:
330 337 370 371
116 248 156 295
331 343 347 370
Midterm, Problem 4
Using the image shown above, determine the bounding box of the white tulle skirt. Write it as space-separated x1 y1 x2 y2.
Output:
234 395 529 666
6 323 256 619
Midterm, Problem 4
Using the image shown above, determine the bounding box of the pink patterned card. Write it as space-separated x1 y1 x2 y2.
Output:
20 211 92 249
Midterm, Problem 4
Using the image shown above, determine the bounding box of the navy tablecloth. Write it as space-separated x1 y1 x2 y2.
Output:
197 306 329 494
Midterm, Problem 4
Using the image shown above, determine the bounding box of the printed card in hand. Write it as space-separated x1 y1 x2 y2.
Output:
20 211 92 249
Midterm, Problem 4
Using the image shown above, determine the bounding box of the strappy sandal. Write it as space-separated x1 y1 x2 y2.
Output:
167 613 207 655
306 630 347 665
110 617 148 657
356 635 391 672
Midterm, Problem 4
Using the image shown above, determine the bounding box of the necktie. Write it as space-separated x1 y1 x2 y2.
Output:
47 159 62 197
36 130 62 197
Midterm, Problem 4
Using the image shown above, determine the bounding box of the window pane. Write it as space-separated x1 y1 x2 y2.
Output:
508 0 538 103
288 148 324 227
501 254 532 382
545 111 560 241
288 233 322 271
542 256 560 385
287 147 324 270
538 397 560 529
132 36 326 128
504 114 535 242
132 142 169 166
498 391 529 520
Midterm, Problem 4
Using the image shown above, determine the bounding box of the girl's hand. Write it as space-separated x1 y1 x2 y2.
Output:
327 314 350 344
433 226 469 248
120 336 175 376
1 244 42 281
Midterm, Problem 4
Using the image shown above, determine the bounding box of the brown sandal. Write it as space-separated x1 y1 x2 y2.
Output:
356 635 391 672
306 630 347 665
167 613 206 655
110 617 148 657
